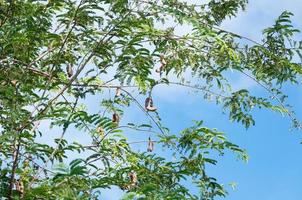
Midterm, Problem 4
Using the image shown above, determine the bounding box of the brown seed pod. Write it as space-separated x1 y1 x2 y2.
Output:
115 87 121 97
66 64 73 78
10 80 18 86
112 113 120 124
129 171 138 186
160 55 167 66
15 180 20 191
156 55 167 75
97 126 104 137
145 97 152 108
15 179 24 198
147 137 154 152
145 97 157 112
120 171 138 191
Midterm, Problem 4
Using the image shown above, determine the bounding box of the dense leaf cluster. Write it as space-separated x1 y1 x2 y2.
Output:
0 0 301 199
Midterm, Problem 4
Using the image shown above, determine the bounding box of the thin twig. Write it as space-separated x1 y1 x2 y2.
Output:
240 70 302 128
28 97 79 187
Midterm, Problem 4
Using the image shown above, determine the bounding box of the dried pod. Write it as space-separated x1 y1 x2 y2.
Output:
145 97 152 108
115 87 121 97
120 171 138 190
156 55 167 75
15 180 20 191
15 179 24 198
147 137 154 152
66 64 73 78
129 171 138 186
145 97 157 112
97 126 104 137
112 113 120 124
10 80 18 86
160 55 167 66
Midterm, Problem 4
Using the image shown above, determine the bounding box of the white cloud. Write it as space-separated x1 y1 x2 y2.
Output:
222 0 302 41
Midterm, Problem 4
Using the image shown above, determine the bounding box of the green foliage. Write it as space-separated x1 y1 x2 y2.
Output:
0 0 301 199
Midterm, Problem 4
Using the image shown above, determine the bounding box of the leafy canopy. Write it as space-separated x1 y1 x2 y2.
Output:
0 0 301 199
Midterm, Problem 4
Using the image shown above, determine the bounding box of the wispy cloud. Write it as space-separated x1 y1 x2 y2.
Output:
222 0 302 41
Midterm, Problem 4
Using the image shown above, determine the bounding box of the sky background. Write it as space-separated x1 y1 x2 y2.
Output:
216 1 302 199
38 1 302 199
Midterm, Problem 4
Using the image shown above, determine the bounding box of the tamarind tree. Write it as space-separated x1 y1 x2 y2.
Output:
0 0 301 199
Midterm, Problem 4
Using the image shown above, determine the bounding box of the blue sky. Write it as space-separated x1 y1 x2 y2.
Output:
129 1 302 199
38 1 302 199
172 1 302 199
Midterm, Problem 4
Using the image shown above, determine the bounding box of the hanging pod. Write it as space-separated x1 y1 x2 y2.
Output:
97 126 104 137
145 97 157 112
129 171 138 186
15 179 24 198
147 137 154 152
115 87 121 97
120 171 138 190
156 55 167 75
10 80 18 86
112 113 120 125
66 64 73 78
160 55 167 66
